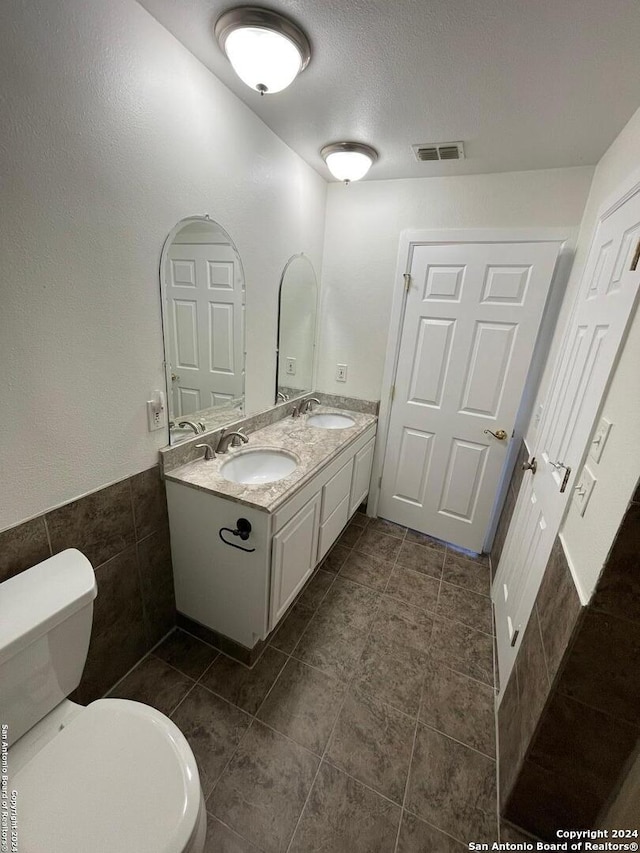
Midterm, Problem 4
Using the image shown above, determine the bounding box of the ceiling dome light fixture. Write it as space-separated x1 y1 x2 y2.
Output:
214 6 311 95
320 142 379 184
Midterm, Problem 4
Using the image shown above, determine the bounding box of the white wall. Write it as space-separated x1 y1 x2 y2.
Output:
0 0 326 531
316 167 593 400
547 106 640 602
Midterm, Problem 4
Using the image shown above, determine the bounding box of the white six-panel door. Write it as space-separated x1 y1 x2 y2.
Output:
166 242 243 416
494 186 640 695
378 241 561 552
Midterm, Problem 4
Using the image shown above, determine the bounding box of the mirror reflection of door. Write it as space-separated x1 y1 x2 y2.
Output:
276 254 318 403
160 217 245 444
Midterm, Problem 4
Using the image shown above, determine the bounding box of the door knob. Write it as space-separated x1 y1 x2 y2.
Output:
522 457 537 474
484 428 508 441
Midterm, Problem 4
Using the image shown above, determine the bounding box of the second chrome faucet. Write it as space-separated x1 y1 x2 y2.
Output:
217 430 249 454
292 398 320 418
195 429 248 461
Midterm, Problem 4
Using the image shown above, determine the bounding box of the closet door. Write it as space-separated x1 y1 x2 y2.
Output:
495 187 640 696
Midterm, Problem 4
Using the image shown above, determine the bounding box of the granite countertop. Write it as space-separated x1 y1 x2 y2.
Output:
164 406 377 512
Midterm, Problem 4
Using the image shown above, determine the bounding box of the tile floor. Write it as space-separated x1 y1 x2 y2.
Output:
110 513 525 852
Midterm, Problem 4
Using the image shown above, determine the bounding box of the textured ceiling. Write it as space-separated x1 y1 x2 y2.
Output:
136 0 640 181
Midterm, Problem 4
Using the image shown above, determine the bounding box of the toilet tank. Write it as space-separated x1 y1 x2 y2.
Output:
0 549 97 746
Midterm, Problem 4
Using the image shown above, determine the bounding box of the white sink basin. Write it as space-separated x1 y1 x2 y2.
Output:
307 413 356 429
221 448 298 485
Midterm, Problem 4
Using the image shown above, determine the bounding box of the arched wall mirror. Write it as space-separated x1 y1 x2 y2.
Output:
159 216 245 444
275 254 318 404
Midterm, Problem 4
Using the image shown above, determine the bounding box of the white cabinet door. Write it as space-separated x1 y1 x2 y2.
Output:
270 493 321 630
318 495 350 562
350 438 375 515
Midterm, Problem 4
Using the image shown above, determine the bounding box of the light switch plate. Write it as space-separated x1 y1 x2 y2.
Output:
589 416 612 463
574 466 596 517
285 357 296 376
336 363 348 382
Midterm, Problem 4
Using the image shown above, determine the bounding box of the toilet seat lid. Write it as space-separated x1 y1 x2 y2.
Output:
13 699 202 853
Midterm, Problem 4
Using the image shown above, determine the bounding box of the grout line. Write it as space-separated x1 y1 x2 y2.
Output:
401 725 496 848
284 591 385 853
103 624 179 698
202 813 267 853
401 806 471 849
173 625 221 653
151 653 200 684
417 720 497 761
205 717 258 817
127 476 140 543
244 652 290 721
281 566 339 658
322 756 407 809
246 715 323 759
393 680 423 853
431 610 495 639
42 515 53 556
167 679 198 719
133 538 153 646
439 574 492 599
492 596 501 843
194 651 221 683
534 602 552 687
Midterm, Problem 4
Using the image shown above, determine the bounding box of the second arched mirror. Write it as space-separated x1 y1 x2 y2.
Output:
275 254 318 404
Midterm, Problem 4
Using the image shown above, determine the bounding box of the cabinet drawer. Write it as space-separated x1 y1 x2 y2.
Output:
321 459 353 522
318 494 350 562
349 437 375 516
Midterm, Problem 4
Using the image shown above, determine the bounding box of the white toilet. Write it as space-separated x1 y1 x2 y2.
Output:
0 549 207 853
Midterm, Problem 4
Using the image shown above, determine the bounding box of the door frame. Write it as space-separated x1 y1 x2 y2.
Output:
368 227 576 552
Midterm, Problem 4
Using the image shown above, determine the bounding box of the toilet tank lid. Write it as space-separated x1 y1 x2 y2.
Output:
0 549 97 665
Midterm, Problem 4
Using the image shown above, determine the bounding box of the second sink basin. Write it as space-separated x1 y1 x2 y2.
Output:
221 448 298 485
307 413 356 429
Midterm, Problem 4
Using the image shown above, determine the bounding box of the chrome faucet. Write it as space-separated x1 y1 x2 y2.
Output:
177 419 203 435
216 430 249 454
277 391 289 403
300 398 320 415
195 443 215 461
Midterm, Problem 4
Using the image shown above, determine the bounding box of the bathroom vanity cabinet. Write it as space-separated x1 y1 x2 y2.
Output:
165 421 376 652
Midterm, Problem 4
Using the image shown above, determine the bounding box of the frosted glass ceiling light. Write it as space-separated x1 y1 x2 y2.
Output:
215 7 311 95
321 143 379 183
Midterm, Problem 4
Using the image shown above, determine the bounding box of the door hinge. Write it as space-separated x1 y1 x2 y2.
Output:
631 238 640 272
403 273 411 292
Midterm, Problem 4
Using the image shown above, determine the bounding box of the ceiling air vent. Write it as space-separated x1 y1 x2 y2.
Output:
412 142 465 162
